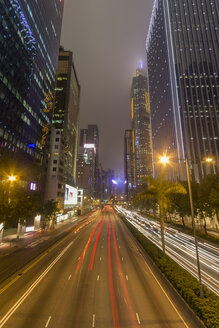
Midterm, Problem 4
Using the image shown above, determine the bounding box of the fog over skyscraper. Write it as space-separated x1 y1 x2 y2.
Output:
146 0 219 181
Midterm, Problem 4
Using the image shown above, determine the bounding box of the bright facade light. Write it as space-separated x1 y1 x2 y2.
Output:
84 144 95 149
160 155 169 164
205 157 213 163
112 179 118 185
9 176 16 182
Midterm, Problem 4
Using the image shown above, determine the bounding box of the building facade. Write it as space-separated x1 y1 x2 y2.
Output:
124 129 134 200
0 0 64 186
45 48 80 207
79 125 99 197
146 0 219 181
131 69 152 190
76 145 96 198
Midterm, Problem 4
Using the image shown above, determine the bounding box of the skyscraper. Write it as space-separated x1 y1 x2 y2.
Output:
0 0 63 186
146 0 219 181
45 48 80 207
79 125 99 197
131 69 152 190
124 129 134 200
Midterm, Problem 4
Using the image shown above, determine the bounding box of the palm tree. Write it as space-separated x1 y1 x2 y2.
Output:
134 177 187 254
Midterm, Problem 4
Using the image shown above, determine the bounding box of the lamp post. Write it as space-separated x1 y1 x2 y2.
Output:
159 155 204 298
185 158 204 298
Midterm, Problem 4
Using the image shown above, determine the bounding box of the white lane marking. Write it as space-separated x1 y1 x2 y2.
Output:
68 274 72 281
0 242 73 328
92 314 95 327
100 257 102 261
136 313 141 325
45 316 51 327
144 258 190 328
97 275 100 281
121 257 124 261
78 257 80 260
119 245 121 249
126 275 129 281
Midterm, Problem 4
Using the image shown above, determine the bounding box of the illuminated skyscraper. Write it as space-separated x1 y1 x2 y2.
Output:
45 48 80 207
79 125 99 197
131 69 152 190
0 0 63 186
146 0 219 181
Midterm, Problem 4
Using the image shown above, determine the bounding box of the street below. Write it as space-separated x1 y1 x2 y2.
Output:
0 207 202 328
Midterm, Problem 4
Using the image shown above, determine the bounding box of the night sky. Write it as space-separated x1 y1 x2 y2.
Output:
61 0 154 175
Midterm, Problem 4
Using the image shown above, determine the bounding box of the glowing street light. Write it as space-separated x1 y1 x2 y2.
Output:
159 155 169 164
205 157 213 163
8 175 16 182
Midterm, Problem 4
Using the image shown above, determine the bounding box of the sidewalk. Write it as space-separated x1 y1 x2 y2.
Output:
0 217 78 258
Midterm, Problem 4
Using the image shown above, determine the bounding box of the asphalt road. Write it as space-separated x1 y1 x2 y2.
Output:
0 206 202 328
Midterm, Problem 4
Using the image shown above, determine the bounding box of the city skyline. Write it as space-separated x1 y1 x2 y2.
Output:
0 2 218 327
61 0 154 173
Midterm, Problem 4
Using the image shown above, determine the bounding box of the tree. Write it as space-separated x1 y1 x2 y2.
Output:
133 177 187 254
170 181 199 227
41 200 58 229
198 173 219 234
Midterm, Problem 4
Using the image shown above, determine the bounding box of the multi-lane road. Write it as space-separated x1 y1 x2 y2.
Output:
0 206 203 327
116 207 219 296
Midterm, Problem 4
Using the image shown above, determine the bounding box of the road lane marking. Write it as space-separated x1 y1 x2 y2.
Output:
119 245 121 248
126 275 129 281
45 316 51 327
89 217 105 270
0 218 91 296
97 275 100 281
100 257 102 261
108 221 119 327
68 274 72 281
121 257 124 261
111 220 138 327
0 242 73 328
92 314 95 327
136 313 141 325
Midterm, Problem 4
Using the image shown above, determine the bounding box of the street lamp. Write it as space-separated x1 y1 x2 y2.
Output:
160 155 204 298
205 157 213 163
8 175 16 182
159 155 169 165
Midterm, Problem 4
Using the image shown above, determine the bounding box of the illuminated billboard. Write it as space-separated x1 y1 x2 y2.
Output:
64 184 78 205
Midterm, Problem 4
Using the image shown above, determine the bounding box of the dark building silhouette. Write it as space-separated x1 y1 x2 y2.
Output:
124 129 134 200
146 0 219 181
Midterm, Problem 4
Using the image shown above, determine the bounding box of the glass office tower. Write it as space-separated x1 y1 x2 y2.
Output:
131 69 152 190
146 0 219 181
0 0 64 185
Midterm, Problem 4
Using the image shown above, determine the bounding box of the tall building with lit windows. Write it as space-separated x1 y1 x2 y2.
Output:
0 0 64 187
45 48 80 207
131 69 152 191
146 0 219 182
